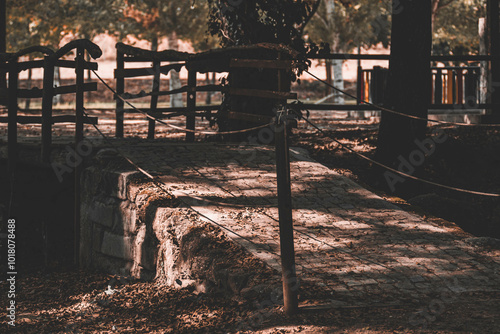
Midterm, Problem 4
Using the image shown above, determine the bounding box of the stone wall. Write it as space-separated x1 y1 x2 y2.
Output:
79 161 276 294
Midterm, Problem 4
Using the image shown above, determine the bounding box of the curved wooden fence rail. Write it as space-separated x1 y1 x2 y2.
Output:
0 39 102 167
114 42 297 141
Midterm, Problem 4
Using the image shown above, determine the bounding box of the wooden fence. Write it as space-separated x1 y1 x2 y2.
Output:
303 53 492 112
113 42 297 140
0 39 101 167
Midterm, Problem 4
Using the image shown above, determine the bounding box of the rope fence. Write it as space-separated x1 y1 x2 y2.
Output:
92 69 274 136
82 108 415 278
91 66 500 197
291 107 500 197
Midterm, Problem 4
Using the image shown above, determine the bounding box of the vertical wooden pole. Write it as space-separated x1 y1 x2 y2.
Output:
74 47 85 266
186 69 196 142
364 71 370 103
457 69 464 104
148 60 160 139
465 69 476 104
447 69 455 104
356 66 363 105
434 69 442 104
7 58 18 174
275 52 298 316
116 51 125 137
325 59 332 97
41 56 55 163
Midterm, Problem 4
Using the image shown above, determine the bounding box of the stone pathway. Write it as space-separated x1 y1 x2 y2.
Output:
116 142 500 307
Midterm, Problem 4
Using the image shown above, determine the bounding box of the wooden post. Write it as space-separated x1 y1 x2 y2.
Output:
7 58 18 174
325 59 332 97
41 56 55 163
74 47 85 266
275 52 298 316
116 51 125 137
465 69 477 105
446 69 454 104
364 71 370 103
275 108 298 316
148 60 160 139
186 69 196 142
435 69 443 104
457 69 464 104
356 66 363 105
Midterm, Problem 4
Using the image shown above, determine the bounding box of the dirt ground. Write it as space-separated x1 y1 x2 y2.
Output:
1 107 500 333
0 267 499 333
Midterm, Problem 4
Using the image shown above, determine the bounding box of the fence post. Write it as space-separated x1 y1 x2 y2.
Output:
7 57 18 174
465 69 477 105
457 69 464 104
74 46 85 266
41 56 55 163
356 65 363 105
275 52 298 316
148 60 160 139
435 69 443 105
186 69 196 142
116 50 125 138
274 107 299 316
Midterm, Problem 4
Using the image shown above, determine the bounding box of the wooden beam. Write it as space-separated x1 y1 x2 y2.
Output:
0 115 98 124
230 58 292 69
56 59 97 71
227 87 297 100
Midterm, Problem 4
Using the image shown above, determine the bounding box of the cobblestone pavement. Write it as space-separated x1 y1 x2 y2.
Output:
115 142 500 307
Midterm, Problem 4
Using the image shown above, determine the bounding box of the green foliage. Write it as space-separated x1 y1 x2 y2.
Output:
433 0 486 55
119 0 208 46
305 0 391 53
6 0 121 51
207 0 319 49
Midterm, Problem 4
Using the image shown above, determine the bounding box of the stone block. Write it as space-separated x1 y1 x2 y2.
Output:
88 198 116 228
79 216 94 268
117 171 140 200
92 225 103 252
134 225 156 271
101 231 134 260
114 200 138 235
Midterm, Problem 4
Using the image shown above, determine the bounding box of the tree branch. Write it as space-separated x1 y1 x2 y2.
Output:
297 0 322 36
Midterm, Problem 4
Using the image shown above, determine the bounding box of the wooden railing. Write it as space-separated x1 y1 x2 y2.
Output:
303 53 492 112
113 42 298 140
0 39 102 167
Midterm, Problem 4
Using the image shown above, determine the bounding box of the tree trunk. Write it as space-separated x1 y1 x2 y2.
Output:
431 0 440 33
167 32 183 108
53 66 61 105
479 17 488 105
325 59 332 97
25 55 33 109
332 59 345 105
376 0 431 191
